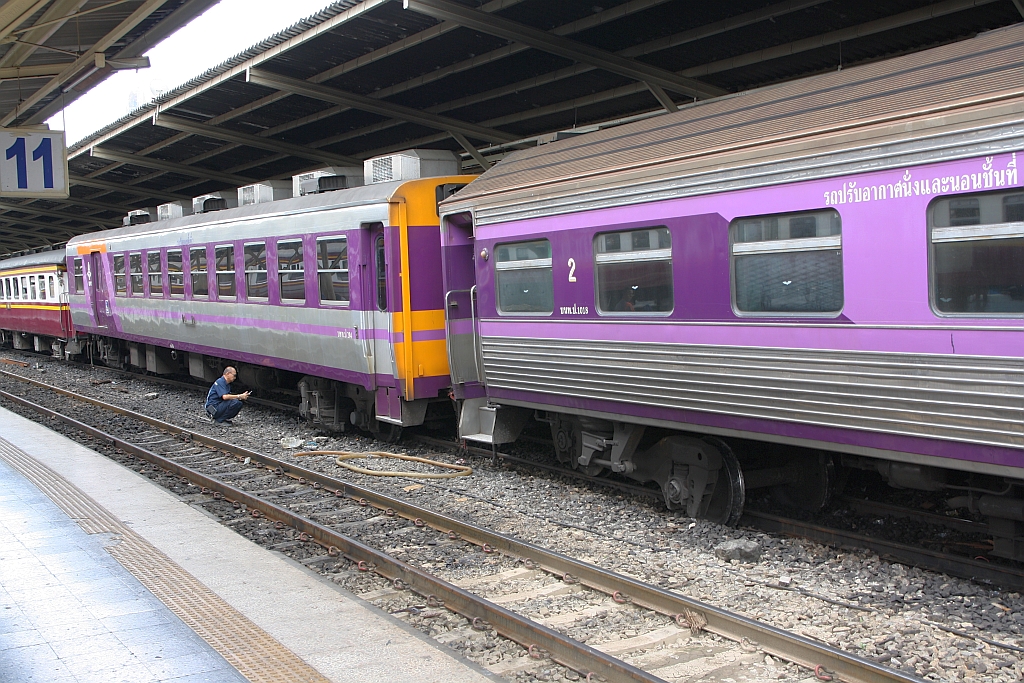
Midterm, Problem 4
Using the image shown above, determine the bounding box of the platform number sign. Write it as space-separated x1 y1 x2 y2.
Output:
0 129 68 198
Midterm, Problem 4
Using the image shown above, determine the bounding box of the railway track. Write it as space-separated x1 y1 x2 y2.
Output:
0 369 923 683
419 435 1024 593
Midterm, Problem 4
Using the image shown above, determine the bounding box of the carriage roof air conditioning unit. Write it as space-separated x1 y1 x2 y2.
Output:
364 149 460 185
292 166 363 197
192 192 238 214
238 180 291 206
123 208 157 226
157 201 192 221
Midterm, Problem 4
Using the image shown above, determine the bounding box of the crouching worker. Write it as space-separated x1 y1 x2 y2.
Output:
205 366 250 425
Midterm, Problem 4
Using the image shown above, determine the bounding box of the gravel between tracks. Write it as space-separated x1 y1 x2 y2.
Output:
2 353 1023 682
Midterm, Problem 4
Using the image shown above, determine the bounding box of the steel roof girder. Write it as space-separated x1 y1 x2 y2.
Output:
245 68 518 145
88 147 255 188
0 200 119 228
150 112 362 168
0 215 85 237
401 0 727 100
1 0 169 127
70 175 189 203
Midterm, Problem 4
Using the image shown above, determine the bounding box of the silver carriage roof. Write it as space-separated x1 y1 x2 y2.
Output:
442 23 1024 226
65 179 414 248
0 250 69 271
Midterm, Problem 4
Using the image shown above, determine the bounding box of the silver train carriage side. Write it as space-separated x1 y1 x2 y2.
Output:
438 25 1024 556
66 174 476 440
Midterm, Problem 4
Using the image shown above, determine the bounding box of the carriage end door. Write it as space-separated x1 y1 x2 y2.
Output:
88 252 111 328
442 212 482 395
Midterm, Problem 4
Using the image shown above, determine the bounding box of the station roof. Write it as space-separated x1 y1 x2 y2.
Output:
1 0 1022 256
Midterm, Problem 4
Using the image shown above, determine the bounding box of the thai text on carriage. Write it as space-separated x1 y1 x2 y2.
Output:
823 153 1018 206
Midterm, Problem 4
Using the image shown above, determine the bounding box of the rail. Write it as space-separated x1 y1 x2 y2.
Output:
0 369 925 683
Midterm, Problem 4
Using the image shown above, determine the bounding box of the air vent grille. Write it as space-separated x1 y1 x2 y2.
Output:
372 157 393 183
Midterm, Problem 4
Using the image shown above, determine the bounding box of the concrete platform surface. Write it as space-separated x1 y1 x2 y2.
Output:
0 404 495 683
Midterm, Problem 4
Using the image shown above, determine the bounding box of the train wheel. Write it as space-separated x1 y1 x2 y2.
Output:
770 451 837 512
702 437 745 526
372 422 403 444
550 413 580 467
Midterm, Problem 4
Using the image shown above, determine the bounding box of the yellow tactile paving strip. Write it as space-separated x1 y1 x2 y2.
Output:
0 436 333 683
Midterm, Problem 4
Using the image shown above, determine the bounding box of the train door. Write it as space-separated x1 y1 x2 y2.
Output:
442 212 483 394
88 252 111 328
370 225 397 379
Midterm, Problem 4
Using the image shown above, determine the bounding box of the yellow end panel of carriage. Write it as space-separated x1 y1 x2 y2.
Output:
388 175 478 398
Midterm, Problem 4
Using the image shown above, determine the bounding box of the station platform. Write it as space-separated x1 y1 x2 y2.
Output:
0 405 496 683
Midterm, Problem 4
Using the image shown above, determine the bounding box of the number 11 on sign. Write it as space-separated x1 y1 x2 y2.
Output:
0 130 67 198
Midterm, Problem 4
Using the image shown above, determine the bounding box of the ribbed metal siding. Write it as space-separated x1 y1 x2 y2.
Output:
480 337 1024 450
447 24 1024 220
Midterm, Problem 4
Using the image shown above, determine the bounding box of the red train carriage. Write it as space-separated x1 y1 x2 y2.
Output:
0 250 75 355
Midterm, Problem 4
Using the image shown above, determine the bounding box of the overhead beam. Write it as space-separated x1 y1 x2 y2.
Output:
70 175 189 203
449 131 492 170
1013 0 1024 18
1 0 167 126
246 68 518 145
401 0 727 99
151 113 362 167
0 200 119 228
0 0 86 69
0 63 72 79
680 0 1002 79
294 0 827 153
646 83 678 112
0 0 48 40
0 216 84 238
88 147 255 187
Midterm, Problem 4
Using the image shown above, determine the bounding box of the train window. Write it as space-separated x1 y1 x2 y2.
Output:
495 239 553 314
244 242 268 300
730 209 843 315
376 234 388 311
0 279 4 300
928 190 1024 315
73 258 84 294
317 237 349 304
147 251 163 296
215 245 235 299
594 227 673 314
113 254 126 295
167 250 184 297
277 239 305 302
13 277 19 299
48 275 54 299
129 253 143 295
190 247 208 298
30 276 37 300
38 276 46 300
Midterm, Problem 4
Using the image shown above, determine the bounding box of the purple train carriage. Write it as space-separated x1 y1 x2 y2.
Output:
438 25 1024 558
65 153 475 441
